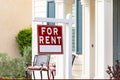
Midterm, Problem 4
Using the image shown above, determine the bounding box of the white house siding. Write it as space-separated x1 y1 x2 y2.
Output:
32 0 47 79
33 0 47 18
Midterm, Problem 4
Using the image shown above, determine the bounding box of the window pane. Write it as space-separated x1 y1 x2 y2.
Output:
47 0 55 25
76 0 82 54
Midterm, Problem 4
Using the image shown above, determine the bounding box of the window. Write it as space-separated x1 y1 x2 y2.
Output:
76 0 82 54
72 0 82 54
47 0 55 25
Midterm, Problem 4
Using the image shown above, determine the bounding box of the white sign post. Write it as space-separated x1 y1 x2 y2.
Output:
33 14 74 79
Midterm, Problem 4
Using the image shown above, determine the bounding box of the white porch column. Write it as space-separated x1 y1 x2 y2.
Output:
55 0 65 79
81 0 91 78
95 0 113 78
90 0 95 78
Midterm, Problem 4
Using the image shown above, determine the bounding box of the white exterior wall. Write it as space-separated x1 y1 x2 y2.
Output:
32 0 47 79
32 0 47 18
32 0 47 56
54 0 65 79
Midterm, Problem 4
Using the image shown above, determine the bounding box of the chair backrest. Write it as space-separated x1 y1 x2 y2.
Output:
33 54 75 66
33 54 50 66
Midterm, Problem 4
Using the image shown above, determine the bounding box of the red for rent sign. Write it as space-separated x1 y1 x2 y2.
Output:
37 25 63 54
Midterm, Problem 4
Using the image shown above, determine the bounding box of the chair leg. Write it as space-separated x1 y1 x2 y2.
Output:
33 71 35 80
51 71 54 80
40 70 42 80
25 70 28 80
47 70 50 79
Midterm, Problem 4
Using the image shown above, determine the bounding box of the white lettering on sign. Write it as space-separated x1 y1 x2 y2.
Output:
51 36 56 44
46 36 50 44
57 37 61 44
47 28 52 35
39 36 61 45
53 28 58 35
39 27 61 45
39 36 44 44
41 27 46 35
41 27 59 35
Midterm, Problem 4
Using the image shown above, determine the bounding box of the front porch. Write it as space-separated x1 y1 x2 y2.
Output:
32 0 113 79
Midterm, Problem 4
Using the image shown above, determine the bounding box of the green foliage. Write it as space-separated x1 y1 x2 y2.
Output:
0 53 26 78
0 27 33 78
23 46 32 66
16 27 32 56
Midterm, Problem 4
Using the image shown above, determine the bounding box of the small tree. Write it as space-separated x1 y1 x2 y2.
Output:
16 27 32 56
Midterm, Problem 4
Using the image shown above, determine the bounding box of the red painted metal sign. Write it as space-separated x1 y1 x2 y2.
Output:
37 25 63 54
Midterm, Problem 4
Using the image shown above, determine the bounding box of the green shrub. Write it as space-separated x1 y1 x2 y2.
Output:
16 27 32 56
0 53 26 78
23 46 32 66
